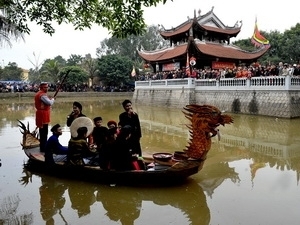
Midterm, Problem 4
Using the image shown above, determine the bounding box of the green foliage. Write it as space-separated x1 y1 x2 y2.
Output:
97 55 133 86
234 24 300 65
2 0 170 38
67 54 84 66
0 62 23 80
58 66 89 85
40 59 61 82
81 54 98 84
97 25 168 61
97 24 167 76
0 13 24 47
232 38 257 52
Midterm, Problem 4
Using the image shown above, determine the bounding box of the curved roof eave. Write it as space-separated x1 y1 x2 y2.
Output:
195 42 269 60
159 21 193 38
200 25 241 35
138 44 188 62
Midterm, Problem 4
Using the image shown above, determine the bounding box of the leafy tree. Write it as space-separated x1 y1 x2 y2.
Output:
97 55 133 86
58 66 89 85
53 55 67 66
0 13 24 47
0 62 23 80
97 25 168 61
2 0 169 38
81 54 98 86
232 38 256 52
40 59 61 82
67 54 84 66
233 29 291 65
281 24 300 63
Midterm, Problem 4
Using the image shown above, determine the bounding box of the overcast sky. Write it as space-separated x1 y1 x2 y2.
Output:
1 0 299 70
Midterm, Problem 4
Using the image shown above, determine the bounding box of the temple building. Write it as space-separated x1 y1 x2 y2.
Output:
138 7 269 73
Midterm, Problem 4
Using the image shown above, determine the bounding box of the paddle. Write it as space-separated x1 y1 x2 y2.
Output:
53 69 71 98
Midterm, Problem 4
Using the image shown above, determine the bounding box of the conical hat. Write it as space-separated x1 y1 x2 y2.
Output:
70 117 94 138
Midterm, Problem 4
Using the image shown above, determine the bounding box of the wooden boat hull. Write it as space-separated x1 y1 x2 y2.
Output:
23 147 204 186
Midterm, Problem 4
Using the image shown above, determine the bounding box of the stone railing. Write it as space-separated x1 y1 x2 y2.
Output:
135 76 300 91
135 78 195 89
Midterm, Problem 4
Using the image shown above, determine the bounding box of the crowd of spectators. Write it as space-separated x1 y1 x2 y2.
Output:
2 63 299 92
0 81 37 93
0 81 134 93
0 82 89 93
136 62 300 81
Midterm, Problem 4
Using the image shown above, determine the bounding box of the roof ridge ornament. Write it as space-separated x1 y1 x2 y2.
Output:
157 24 165 31
198 9 201 16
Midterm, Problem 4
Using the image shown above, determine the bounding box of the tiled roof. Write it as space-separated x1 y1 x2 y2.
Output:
196 42 268 59
200 25 241 35
138 44 188 62
138 42 268 62
159 22 193 37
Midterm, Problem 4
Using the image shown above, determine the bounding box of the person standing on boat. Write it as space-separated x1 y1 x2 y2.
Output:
34 82 55 152
66 101 86 127
45 124 68 164
118 99 142 156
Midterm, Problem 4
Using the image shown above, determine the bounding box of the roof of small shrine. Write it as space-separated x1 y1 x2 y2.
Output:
138 41 268 62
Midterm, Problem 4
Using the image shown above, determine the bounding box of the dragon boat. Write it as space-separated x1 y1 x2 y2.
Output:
18 104 233 185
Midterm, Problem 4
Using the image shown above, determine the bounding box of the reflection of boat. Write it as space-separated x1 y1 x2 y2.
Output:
97 180 210 225
21 169 210 225
19 104 233 185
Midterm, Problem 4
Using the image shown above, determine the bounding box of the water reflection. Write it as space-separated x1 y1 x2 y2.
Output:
2 98 300 224
39 176 68 225
68 182 96 218
20 170 210 225
3 99 300 185
0 195 33 224
97 187 142 225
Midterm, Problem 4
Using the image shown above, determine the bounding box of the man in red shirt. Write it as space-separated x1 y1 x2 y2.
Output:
34 82 55 152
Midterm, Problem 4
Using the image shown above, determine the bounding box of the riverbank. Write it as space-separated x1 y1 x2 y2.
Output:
0 91 134 100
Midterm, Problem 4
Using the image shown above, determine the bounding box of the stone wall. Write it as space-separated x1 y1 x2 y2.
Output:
133 88 300 118
194 90 300 118
133 88 196 108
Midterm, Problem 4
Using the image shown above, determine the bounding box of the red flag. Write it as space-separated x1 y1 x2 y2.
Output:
251 17 270 48
186 53 190 76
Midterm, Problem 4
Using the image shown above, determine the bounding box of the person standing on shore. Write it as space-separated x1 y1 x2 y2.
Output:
118 99 142 156
34 82 55 152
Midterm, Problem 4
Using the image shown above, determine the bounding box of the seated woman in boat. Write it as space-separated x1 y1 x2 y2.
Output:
110 125 141 171
45 124 68 164
67 126 97 165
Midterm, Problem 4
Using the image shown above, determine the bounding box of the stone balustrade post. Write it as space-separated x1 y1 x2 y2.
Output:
246 78 251 88
285 75 291 90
